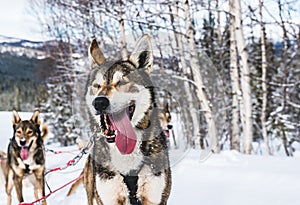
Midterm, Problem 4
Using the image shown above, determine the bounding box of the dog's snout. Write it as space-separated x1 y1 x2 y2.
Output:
92 96 110 114
20 137 26 146
167 124 173 130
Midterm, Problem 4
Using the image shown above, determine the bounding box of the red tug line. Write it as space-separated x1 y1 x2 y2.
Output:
17 142 93 205
19 173 84 205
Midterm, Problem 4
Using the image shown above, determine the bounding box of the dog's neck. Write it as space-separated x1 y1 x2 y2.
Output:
135 88 158 130
136 106 152 130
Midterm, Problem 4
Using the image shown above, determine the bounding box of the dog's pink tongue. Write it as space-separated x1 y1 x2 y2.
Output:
109 111 136 155
20 147 29 160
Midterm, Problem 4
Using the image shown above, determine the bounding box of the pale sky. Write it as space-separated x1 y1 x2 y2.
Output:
0 0 299 42
0 0 48 41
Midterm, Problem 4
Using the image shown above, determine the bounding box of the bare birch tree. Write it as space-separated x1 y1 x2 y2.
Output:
183 0 220 153
118 0 128 60
235 0 253 154
259 0 271 155
277 0 294 156
216 0 222 46
229 0 240 151
170 0 200 146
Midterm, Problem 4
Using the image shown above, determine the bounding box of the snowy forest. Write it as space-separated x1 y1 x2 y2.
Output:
27 0 300 156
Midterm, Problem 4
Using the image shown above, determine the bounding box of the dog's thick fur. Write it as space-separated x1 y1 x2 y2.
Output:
0 151 7 186
83 35 171 205
66 102 172 197
5 110 48 205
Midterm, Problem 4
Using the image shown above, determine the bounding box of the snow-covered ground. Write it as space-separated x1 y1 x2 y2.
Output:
0 112 300 205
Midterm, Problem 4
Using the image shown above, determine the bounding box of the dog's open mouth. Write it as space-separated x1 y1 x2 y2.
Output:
99 104 137 155
19 141 33 160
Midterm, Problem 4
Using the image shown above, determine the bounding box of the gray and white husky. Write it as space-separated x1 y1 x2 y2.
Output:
83 35 171 205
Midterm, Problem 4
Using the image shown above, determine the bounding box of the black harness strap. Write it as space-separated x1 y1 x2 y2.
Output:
121 174 142 205
24 164 31 174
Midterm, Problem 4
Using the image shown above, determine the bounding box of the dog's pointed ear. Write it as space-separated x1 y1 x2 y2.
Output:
12 110 21 125
129 34 153 74
30 110 41 126
90 39 106 66
164 103 169 113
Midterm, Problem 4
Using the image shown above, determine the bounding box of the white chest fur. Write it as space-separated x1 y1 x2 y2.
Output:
108 130 144 175
21 151 43 171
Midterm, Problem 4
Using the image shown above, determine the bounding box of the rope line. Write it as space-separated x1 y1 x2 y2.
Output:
19 173 84 205
45 138 93 176
45 148 80 155
18 137 94 205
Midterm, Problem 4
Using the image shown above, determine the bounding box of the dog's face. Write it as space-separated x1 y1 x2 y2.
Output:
159 103 172 138
159 103 171 129
86 35 154 154
12 110 41 160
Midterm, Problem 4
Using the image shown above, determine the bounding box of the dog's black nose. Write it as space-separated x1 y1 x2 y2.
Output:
20 137 26 146
92 96 110 114
167 124 173 130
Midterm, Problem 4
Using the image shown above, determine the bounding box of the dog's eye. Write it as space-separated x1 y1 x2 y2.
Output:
117 81 128 87
16 130 22 135
27 130 33 135
93 83 100 89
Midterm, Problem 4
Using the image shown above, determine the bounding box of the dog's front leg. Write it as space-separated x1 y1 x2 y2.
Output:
33 169 47 205
83 156 100 205
137 172 168 205
5 169 14 205
95 174 130 205
13 173 24 203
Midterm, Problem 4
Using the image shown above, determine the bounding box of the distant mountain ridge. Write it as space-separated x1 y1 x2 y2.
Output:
0 35 55 111
0 35 48 58
0 35 44 48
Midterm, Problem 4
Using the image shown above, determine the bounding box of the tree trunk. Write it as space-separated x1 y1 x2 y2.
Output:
229 0 240 151
183 0 220 153
118 0 127 60
235 0 253 154
172 1 200 145
278 0 290 155
98 12 105 49
259 0 271 155
216 0 222 46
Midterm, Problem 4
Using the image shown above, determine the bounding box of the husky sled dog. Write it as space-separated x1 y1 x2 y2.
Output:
158 103 173 148
66 102 172 197
5 110 48 205
83 35 171 205
158 103 172 138
0 151 7 186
